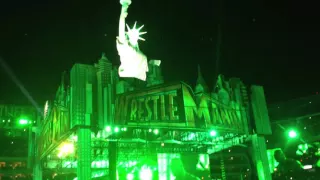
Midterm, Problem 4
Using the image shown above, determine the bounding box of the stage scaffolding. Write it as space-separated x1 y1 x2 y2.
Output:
42 125 249 180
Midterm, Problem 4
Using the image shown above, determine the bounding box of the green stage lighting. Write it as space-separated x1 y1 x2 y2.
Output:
288 130 297 138
153 129 159 135
139 166 153 180
126 173 134 180
210 130 217 137
19 119 29 125
105 126 111 132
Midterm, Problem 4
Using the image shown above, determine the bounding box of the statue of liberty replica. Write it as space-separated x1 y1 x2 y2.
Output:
116 0 148 81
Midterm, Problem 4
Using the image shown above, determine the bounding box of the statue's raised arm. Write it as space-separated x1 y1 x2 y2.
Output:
116 0 149 81
118 0 131 43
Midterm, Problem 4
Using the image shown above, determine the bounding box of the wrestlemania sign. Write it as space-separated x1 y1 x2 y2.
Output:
115 82 247 133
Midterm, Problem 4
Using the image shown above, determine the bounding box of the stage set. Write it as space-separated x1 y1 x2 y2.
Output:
32 0 273 179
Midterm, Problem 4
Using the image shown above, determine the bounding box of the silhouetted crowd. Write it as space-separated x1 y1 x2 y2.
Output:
272 149 319 180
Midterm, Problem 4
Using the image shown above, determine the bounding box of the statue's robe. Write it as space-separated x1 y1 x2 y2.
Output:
116 38 148 81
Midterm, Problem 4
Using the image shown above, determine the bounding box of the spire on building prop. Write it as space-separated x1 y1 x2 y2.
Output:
100 52 110 63
95 52 113 84
55 71 67 105
95 52 111 69
195 65 209 95
213 74 231 105
61 71 66 91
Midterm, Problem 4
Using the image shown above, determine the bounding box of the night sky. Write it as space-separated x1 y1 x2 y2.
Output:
0 0 318 105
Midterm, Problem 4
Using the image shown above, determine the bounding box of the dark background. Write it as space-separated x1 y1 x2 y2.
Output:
0 0 319 106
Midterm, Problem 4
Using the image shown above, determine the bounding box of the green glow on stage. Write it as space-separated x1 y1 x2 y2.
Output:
19 119 29 125
210 130 217 137
126 173 134 180
106 126 112 132
57 142 74 158
153 129 159 135
139 166 153 180
288 130 297 138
